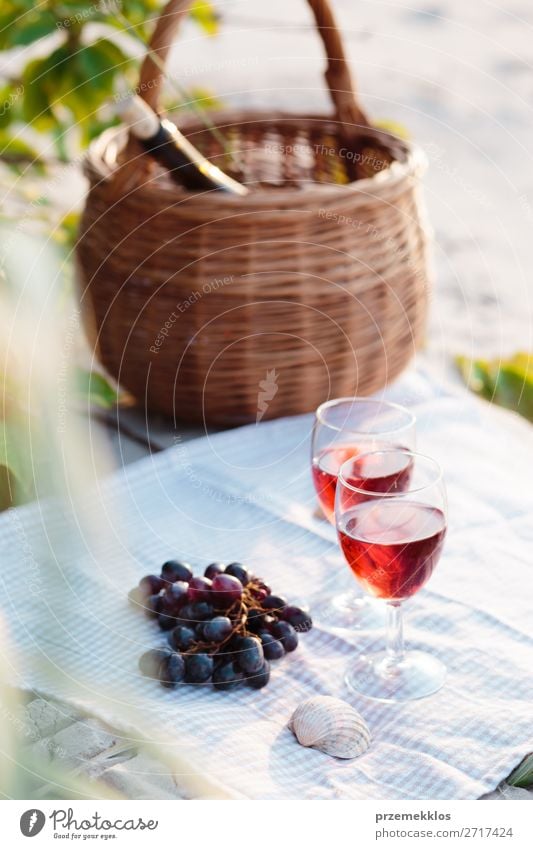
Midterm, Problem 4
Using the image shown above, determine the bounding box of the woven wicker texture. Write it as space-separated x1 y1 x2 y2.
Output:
77 0 432 425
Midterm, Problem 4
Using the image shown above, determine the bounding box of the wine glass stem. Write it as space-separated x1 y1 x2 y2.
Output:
386 601 405 665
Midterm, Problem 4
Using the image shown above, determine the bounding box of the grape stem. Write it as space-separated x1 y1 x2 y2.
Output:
185 577 273 656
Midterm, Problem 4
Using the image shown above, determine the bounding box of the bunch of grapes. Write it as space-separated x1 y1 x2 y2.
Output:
130 560 313 691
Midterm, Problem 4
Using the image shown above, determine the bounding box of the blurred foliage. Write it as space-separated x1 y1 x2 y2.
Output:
55 209 83 245
0 130 43 171
75 366 121 410
0 364 121 509
190 0 219 35
0 0 219 157
456 352 533 423
0 231 121 509
0 414 35 507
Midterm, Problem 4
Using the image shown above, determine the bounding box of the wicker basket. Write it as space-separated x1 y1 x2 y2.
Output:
77 0 431 426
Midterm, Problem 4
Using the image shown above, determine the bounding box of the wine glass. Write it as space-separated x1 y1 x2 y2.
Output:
311 398 416 628
336 449 447 702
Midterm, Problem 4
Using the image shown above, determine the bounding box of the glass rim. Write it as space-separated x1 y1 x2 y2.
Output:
315 397 416 435
337 448 443 496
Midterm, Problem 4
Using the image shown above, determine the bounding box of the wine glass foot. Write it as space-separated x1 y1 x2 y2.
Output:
345 650 446 702
316 591 386 630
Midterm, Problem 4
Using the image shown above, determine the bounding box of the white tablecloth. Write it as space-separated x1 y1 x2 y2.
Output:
1 366 532 799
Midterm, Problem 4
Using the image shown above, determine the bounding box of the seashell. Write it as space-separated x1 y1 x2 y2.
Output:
288 695 371 759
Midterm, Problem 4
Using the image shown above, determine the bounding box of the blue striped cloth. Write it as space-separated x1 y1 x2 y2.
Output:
1 366 532 799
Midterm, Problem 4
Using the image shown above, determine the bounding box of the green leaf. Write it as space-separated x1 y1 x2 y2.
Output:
190 0 219 36
21 52 61 130
456 352 533 422
0 84 23 129
507 753 533 788
0 130 42 165
10 10 58 46
21 39 127 142
75 368 120 410
0 4 59 49
103 0 165 40
0 10 24 50
77 39 128 96
0 420 34 504
0 465 17 511
60 41 128 140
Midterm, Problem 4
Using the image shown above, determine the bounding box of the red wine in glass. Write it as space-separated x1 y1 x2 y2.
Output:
312 444 412 522
312 444 360 521
338 500 446 601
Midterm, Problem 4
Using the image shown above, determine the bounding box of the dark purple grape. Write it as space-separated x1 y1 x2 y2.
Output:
271 621 298 652
223 634 243 655
262 594 287 612
213 648 235 667
184 653 214 683
161 581 189 613
144 593 163 618
161 560 193 583
158 613 177 631
139 648 170 678
259 631 284 660
235 636 264 674
281 605 313 633
168 625 196 652
245 660 270 690
195 622 206 641
159 651 185 688
139 574 164 597
204 562 225 580
176 604 194 622
179 602 213 622
203 616 232 643
211 574 243 609
172 612 192 629
212 662 243 691
189 602 214 621
187 576 212 603
246 608 266 634
224 562 250 586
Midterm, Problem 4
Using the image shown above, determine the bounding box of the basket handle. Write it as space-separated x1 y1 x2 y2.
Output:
137 0 370 129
